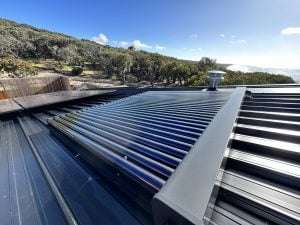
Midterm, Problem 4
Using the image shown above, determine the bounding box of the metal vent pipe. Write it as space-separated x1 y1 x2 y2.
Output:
207 70 225 91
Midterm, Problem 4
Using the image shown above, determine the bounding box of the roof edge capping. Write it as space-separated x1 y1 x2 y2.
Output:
152 87 246 225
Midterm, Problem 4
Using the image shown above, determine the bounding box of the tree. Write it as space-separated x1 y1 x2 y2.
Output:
198 57 217 72
149 54 164 83
131 55 154 83
160 62 180 84
188 72 207 86
175 64 191 85
128 46 136 51
110 53 131 83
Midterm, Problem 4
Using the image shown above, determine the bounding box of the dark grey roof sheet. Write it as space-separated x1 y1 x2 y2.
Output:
0 90 149 225
0 119 68 225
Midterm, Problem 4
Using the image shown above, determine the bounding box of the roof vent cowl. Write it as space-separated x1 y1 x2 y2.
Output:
207 70 225 91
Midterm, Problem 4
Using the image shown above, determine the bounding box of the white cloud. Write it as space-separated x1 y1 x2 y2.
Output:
281 27 300 35
96 37 163 51
189 34 198 40
111 40 118 46
182 47 202 52
155 44 166 51
119 41 129 47
132 40 152 49
92 33 109 45
236 39 247 45
229 39 247 45
217 53 300 69
227 64 253 73
220 34 247 45
112 40 153 50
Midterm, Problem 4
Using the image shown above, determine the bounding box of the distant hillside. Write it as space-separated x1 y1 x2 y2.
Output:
0 18 184 63
0 18 295 85
227 64 300 83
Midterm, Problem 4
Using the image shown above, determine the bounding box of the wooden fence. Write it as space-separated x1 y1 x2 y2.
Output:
0 76 70 100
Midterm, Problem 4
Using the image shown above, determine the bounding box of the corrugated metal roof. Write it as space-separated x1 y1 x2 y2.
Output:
208 89 300 225
0 87 299 225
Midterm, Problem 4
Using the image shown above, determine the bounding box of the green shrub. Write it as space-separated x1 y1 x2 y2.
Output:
0 57 37 77
71 66 83 76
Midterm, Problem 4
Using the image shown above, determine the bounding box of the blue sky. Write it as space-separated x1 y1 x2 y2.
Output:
2 0 300 68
